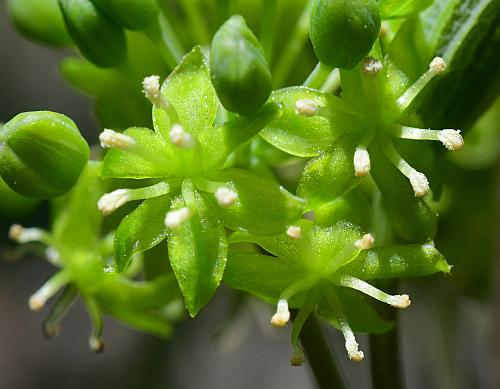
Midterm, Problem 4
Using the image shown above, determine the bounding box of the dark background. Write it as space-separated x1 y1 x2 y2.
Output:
0 3 494 389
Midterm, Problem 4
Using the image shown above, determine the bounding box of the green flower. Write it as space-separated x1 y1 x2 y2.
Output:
225 219 450 363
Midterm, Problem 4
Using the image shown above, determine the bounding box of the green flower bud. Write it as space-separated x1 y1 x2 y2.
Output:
90 0 159 30
59 0 127 67
7 0 72 47
0 111 90 199
310 0 381 69
210 15 272 116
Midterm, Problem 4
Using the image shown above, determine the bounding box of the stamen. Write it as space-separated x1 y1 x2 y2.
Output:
287 226 302 240
396 57 447 112
99 129 136 150
29 271 70 312
215 186 238 207
381 140 430 197
45 247 61 265
271 299 290 327
289 291 318 366
84 297 104 353
142 75 168 110
169 124 196 149
42 285 78 339
362 57 383 76
334 275 411 309
98 182 171 216
437 129 464 151
165 207 191 229
9 224 50 244
354 147 371 177
295 98 319 117
355 233 374 250
98 189 130 216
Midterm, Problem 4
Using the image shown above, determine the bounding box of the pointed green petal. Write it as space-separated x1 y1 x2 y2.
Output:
340 243 451 280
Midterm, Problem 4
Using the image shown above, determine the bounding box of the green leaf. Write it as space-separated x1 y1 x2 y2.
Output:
153 46 218 139
224 252 304 304
297 135 360 209
52 161 104 253
114 193 173 272
319 285 393 333
260 87 360 157
314 189 371 230
380 0 433 19
101 127 174 179
340 244 451 279
167 180 227 317
203 168 304 235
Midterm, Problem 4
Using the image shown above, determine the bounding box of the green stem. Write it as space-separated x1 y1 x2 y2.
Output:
299 314 347 389
273 1 311 88
369 280 404 389
179 0 211 44
260 0 277 64
304 62 334 89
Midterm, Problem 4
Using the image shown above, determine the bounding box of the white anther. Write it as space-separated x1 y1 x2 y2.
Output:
409 171 430 197
354 147 371 177
388 294 411 308
98 189 130 216
345 338 364 362
287 226 302 240
215 187 238 207
29 294 46 312
165 207 190 229
271 299 290 327
9 224 43 243
362 57 383 75
169 124 195 149
295 98 319 117
429 57 446 73
355 233 375 250
89 336 104 353
99 129 136 150
437 129 463 151
142 75 165 107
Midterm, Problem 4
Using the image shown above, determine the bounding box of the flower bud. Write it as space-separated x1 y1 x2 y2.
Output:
210 15 272 116
0 111 89 199
7 0 71 47
310 0 381 69
91 0 159 30
59 0 127 67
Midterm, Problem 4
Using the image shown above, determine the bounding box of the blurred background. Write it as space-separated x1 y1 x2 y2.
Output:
0 2 499 389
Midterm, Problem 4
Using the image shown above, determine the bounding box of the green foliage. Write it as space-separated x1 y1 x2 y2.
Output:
91 0 159 30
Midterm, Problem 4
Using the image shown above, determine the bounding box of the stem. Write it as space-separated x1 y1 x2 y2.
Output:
273 1 311 87
303 62 334 89
299 314 347 389
179 0 211 44
144 20 181 70
369 281 404 389
260 0 277 63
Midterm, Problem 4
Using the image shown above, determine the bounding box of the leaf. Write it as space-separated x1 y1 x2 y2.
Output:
319 285 393 334
101 127 175 179
380 0 433 19
224 252 304 305
52 161 104 254
204 168 304 235
114 193 173 272
167 180 227 317
297 135 361 209
340 244 451 280
153 46 218 139
260 87 361 157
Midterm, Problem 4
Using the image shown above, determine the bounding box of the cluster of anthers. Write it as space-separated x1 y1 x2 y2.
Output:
267 231 413 364
295 57 464 198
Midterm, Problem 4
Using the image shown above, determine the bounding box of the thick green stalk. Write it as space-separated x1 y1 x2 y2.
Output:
299 314 347 389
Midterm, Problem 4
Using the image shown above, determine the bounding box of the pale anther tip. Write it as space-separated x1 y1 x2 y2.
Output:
98 189 129 216
215 187 238 207
165 207 190 229
271 299 290 327
355 233 375 250
409 171 430 197
437 129 463 151
295 98 319 117
287 226 302 240
89 337 105 353
430 57 446 73
362 57 383 75
99 129 135 150
29 295 45 312
345 339 364 362
8 224 23 241
389 294 411 309
169 124 195 149
354 147 371 177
